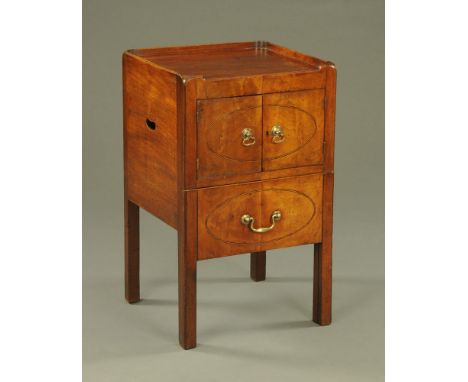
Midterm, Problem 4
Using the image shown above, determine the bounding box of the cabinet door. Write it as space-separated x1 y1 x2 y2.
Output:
262 90 325 171
197 96 262 179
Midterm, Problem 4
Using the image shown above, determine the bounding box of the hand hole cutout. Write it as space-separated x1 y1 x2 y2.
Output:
146 118 156 130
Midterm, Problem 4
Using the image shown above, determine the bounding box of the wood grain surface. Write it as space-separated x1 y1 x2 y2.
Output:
123 52 178 228
197 96 262 179
197 174 323 260
138 42 321 80
263 89 324 171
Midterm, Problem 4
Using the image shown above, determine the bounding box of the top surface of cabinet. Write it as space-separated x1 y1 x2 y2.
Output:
129 41 325 80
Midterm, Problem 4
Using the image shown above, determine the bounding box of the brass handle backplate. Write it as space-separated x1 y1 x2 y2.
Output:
241 128 256 146
241 210 282 233
271 124 285 144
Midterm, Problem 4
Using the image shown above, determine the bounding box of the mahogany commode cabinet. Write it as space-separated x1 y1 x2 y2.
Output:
122 41 336 349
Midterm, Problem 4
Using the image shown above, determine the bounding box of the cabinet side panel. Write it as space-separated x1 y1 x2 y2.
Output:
123 53 178 228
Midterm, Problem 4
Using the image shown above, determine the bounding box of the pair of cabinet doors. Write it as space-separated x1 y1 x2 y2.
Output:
197 89 325 179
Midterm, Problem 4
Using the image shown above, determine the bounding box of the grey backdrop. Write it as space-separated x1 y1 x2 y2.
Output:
83 0 384 381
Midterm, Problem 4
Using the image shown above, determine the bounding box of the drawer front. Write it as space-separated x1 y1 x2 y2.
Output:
197 96 262 179
198 174 323 259
263 90 325 171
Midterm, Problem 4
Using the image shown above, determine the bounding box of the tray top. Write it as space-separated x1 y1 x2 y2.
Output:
130 41 324 80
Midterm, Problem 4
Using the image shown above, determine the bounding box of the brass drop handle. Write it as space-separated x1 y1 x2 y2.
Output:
241 210 282 233
241 128 256 146
271 124 285 144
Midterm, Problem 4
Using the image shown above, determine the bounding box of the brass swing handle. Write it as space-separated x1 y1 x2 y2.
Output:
271 125 285 144
241 210 282 233
241 128 256 146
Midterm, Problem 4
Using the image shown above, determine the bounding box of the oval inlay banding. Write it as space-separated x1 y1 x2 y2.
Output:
263 105 318 160
205 188 316 245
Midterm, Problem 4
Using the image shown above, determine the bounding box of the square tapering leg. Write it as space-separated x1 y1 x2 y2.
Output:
250 251 266 281
178 191 197 349
125 199 140 303
313 242 332 324
313 174 334 325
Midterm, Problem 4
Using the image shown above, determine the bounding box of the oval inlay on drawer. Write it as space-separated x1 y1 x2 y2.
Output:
205 188 316 244
263 105 318 160
206 106 262 162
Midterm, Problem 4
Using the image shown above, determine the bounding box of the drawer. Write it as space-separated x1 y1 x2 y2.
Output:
197 174 323 259
197 90 324 179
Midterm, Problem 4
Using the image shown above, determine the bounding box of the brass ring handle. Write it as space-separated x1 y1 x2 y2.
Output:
241 210 282 233
241 128 256 146
271 125 285 144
